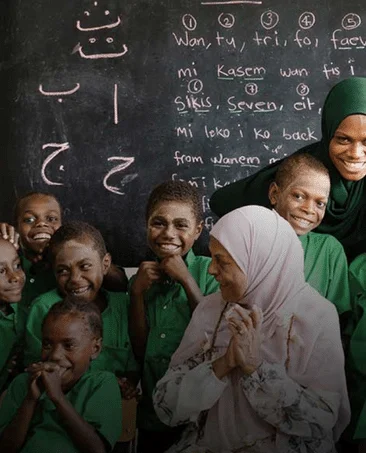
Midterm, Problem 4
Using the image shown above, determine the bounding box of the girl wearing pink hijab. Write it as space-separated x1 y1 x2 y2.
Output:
153 206 350 453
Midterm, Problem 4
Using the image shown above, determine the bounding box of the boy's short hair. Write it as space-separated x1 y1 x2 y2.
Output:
146 181 203 222
275 153 329 189
48 221 107 261
43 296 103 338
14 191 62 222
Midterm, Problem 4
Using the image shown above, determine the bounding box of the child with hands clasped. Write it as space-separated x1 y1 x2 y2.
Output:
0 238 26 392
0 298 122 453
129 181 219 453
24 221 139 398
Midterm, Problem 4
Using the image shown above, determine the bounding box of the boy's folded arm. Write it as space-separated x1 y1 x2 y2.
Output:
53 395 107 453
0 393 38 452
129 289 149 362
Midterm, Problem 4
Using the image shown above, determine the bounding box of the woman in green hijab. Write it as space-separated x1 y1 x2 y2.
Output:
210 77 366 261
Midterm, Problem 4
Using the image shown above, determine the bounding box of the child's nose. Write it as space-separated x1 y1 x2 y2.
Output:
49 345 63 361
8 269 20 283
162 224 176 238
69 268 82 282
301 200 315 214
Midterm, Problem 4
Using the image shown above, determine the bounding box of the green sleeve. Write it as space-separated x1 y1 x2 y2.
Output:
82 374 122 449
24 300 48 366
0 374 28 432
327 241 351 315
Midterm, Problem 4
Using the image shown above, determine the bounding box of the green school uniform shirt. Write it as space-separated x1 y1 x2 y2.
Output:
0 369 122 452
137 249 219 432
24 289 138 377
17 256 56 333
299 232 351 315
346 254 366 439
0 303 22 392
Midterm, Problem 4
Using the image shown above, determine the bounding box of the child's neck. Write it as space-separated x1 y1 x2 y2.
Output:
0 302 12 316
93 291 108 313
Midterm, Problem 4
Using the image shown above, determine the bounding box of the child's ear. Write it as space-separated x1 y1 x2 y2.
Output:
194 220 204 240
102 253 112 275
268 182 280 207
91 337 102 360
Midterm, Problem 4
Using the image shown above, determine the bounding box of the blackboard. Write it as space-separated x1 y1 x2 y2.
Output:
1 0 366 266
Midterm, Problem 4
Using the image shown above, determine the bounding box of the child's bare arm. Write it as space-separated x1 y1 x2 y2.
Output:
53 396 107 453
103 263 128 292
129 262 161 361
160 255 204 311
40 363 107 453
0 374 41 452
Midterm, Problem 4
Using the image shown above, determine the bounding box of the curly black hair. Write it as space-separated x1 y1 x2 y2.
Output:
43 296 103 338
146 181 203 222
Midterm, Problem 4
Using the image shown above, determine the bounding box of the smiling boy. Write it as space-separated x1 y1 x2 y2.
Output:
129 181 219 453
268 153 351 316
23 221 138 397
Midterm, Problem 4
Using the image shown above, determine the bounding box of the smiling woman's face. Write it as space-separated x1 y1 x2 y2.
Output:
329 114 366 181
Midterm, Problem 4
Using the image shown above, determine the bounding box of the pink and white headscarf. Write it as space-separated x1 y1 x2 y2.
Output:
171 206 350 442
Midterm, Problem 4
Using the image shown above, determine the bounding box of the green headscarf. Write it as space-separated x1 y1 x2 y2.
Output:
209 77 366 260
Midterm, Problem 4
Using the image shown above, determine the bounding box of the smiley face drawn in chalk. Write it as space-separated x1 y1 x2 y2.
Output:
73 1 128 59
41 143 70 186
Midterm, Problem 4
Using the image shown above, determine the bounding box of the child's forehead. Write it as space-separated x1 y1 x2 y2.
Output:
0 238 18 257
19 194 61 213
53 237 100 261
286 166 330 188
150 200 195 216
44 312 89 334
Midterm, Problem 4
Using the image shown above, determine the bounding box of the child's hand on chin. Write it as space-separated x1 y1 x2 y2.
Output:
160 254 189 283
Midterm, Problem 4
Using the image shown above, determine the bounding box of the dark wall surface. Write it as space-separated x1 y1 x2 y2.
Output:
1 0 365 265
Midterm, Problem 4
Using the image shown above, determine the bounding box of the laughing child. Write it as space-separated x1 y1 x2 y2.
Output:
129 181 219 452
23 221 138 395
0 192 128 325
0 297 122 452
268 153 351 316
0 238 26 392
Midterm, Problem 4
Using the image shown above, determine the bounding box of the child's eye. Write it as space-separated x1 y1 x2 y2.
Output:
0 267 5 275
56 268 69 276
317 201 326 208
293 193 304 200
23 217 35 224
64 342 76 350
42 342 52 350
14 262 22 270
80 263 91 270
176 223 189 229
47 216 58 223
